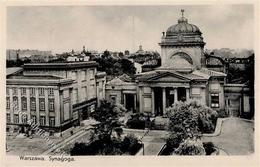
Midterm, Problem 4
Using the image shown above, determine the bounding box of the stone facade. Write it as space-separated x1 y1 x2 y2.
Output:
6 75 74 134
6 62 107 135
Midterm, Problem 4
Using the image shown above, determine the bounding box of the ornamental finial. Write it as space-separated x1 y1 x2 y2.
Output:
181 9 185 17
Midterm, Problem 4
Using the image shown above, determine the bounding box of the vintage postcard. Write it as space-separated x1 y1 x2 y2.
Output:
1 0 259 167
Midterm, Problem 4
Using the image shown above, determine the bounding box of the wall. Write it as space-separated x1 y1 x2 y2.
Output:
161 46 204 69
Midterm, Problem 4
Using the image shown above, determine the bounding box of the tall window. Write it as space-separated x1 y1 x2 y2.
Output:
30 88 35 96
13 96 19 111
71 71 77 80
49 99 54 111
22 114 27 124
6 88 9 95
40 116 46 126
6 97 10 109
31 115 37 124
21 88 27 95
14 114 19 124
6 113 11 123
49 117 55 127
81 70 86 80
211 93 219 108
89 69 94 79
48 88 54 96
39 98 45 111
73 89 78 104
22 97 27 110
82 87 87 100
13 88 18 95
30 97 36 111
39 88 45 96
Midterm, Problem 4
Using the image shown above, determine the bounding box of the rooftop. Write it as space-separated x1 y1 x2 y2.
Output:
23 61 98 70
6 67 23 76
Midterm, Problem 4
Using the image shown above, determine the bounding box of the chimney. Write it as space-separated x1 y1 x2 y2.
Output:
162 32 165 37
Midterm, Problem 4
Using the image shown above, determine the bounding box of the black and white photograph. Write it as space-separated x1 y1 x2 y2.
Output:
2 1 258 166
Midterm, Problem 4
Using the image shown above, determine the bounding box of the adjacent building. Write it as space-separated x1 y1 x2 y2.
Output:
6 62 106 136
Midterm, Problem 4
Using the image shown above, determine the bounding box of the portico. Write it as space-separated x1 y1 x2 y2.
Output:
151 86 190 116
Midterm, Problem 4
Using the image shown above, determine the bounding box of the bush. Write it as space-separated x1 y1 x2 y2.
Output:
203 142 215 155
126 113 146 129
70 134 142 155
174 138 206 155
121 134 142 155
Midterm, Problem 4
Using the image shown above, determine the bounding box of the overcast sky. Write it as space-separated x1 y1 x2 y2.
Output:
7 5 254 53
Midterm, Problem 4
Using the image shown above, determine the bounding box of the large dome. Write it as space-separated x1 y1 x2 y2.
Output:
166 16 201 35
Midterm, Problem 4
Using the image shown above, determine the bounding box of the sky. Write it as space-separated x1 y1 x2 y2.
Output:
7 5 254 54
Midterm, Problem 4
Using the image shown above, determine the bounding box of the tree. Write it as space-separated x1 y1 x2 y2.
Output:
90 100 122 142
166 100 218 155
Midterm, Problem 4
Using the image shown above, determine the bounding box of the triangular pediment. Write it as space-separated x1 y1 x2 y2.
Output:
146 72 191 82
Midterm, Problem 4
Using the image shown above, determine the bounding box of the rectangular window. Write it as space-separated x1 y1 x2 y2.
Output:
49 117 55 127
13 88 18 95
6 113 11 123
40 116 46 126
22 97 27 110
31 115 37 124
82 87 87 100
21 88 27 95
30 88 35 96
30 97 36 111
6 88 9 95
71 71 77 80
73 89 78 104
48 88 54 96
39 88 45 96
81 70 86 80
22 114 27 124
14 114 19 124
89 69 94 79
211 93 219 108
6 97 10 109
13 97 19 111
39 98 45 111
49 99 54 111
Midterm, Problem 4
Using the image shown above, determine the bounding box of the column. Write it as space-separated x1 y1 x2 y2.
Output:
123 94 126 108
139 87 143 113
59 90 64 124
26 88 31 121
151 88 155 116
186 88 190 102
10 88 14 123
174 88 178 103
134 94 137 112
162 87 166 115
45 88 49 126
18 88 22 124
35 88 40 125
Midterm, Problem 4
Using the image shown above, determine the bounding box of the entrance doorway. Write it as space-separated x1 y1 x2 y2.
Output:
177 87 186 101
125 94 136 112
154 87 163 116
166 87 175 107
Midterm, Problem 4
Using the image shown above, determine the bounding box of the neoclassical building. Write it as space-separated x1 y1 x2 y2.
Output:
106 10 227 116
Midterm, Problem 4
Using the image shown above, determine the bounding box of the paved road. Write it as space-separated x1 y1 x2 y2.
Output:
202 117 254 155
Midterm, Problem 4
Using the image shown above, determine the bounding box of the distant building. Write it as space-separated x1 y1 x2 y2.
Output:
66 46 91 62
6 62 106 136
6 49 52 61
